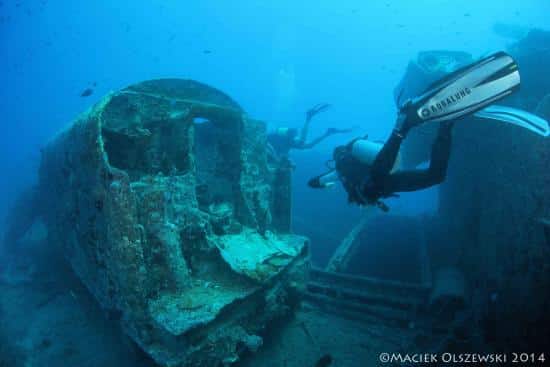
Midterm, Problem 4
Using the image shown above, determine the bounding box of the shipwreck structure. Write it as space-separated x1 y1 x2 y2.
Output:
392 31 550 351
13 79 308 366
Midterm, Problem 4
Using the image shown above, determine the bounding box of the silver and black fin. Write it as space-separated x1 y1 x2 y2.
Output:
401 51 521 124
475 105 549 137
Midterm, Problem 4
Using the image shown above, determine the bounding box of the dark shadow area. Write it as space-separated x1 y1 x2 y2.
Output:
0 235 157 367
345 216 425 284
291 149 362 267
194 119 242 209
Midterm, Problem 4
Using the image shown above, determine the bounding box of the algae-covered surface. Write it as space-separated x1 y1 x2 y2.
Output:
217 229 304 282
149 281 257 336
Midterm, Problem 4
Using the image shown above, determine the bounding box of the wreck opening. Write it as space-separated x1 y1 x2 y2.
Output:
193 114 242 211
101 93 193 180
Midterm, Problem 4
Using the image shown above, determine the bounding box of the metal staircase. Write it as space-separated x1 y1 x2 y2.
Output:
304 267 432 327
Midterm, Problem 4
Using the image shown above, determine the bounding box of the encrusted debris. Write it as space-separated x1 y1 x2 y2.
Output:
12 79 308 366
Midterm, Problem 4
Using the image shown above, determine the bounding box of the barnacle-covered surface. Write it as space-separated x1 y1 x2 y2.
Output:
34 79 308 366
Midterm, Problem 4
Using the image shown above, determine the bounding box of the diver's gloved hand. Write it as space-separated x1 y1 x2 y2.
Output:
308 176 323 188
308 170 338 189
306 103 331 122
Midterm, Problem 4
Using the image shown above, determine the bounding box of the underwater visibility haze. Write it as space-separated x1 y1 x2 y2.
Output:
1 1 550 366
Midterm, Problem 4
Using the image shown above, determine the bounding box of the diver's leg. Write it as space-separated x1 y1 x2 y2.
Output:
377 122 454 193
300 132 330 149
299 103 331 144
298 118 312 145
370 131 404 181
378 170 441 193
427 121 454 181
301 127 354 149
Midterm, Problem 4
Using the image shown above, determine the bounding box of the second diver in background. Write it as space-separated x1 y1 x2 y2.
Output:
267 103 354 161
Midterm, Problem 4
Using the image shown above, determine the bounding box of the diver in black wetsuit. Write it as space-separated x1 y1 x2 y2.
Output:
267 103 353 160
307 51 524 210
318 115 454 207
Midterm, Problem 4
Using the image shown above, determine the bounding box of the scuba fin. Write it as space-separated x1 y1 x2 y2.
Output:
326 127 355 135
400 51 520 126
474 105 549 137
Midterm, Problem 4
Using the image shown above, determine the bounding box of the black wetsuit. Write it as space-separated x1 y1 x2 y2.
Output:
336 122 454 204
267 131 296 157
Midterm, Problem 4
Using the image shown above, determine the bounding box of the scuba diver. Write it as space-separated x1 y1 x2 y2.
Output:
267 103 354 160
308 51 549 210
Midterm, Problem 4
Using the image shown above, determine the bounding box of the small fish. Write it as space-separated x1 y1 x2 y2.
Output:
315 354 333 367
203 49 212 54
80 88 93 97
193 117 210 124
463 12 471 17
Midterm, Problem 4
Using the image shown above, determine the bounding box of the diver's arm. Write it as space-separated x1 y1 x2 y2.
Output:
308 170 338 188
